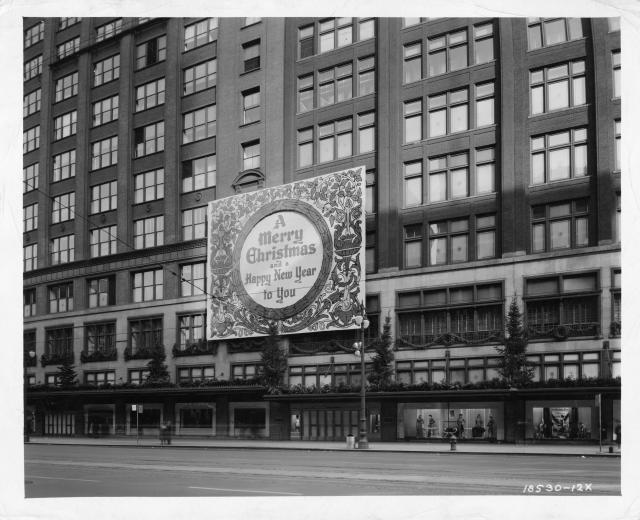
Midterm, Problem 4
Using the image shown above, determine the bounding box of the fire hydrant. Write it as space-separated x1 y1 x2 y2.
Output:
450 436 457 451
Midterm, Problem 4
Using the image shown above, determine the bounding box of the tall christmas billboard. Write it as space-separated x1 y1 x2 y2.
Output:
206 167 366 339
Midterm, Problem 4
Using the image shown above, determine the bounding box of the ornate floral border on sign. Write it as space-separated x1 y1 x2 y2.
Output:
206 167 366 339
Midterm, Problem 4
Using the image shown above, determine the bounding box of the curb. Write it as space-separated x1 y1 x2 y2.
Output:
25 441 621 458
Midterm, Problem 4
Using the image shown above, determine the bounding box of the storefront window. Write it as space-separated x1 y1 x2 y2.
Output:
532 406 592 439
398 403 503 440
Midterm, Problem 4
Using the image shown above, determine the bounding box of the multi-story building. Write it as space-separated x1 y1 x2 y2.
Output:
23 17 620 442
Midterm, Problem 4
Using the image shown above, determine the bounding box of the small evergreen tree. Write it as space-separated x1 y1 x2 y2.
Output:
57 356 77 387
368 316 394 387
496 297 534 386
260 321 287 394
146 345 170 385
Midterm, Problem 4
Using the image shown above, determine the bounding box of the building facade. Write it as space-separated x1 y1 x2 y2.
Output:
23 17 621 442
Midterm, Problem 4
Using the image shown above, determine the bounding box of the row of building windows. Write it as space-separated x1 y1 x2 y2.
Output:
23 262 205 317
298 17 375 59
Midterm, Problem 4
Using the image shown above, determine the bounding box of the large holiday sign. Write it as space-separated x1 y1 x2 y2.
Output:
206 167 366 339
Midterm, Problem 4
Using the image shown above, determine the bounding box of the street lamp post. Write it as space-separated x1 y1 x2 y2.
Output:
24 350 35 442
353 312 370 449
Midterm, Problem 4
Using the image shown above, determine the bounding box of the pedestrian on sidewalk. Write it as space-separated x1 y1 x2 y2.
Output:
166 421 172 445
487 415 496 442
159 422 167 446
456 413 465 439
615 422 621 448
416 415 425 439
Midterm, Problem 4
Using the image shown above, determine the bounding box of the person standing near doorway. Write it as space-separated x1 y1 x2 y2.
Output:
416 415 425 439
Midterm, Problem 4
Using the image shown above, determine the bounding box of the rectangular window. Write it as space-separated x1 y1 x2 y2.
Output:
181 262 205 296
318 118 352 162
93 55 120 86
23 203 38 232
397 283 503 346
24 243 37 272
52 192 75 223
183 105 216 144
298 128 313 168
182 206 207 241
366 170 376 214
24 55 43 81
91 136 118 170
358 112 375 154
85 323 116 356
358 17 375 40
318 62 352 107
52 149 76 182
531 128 588 184
24 163 39 193
614 120 621 172
134 216 164 249
129 369 150 385
23 126 40 153
45 326 74 357
48 282 74 313
232 364 263 381
53 110 77 140
88 276 115 308
182 156 216 193
24 290 36 318
184 18 218 51
56 37 80 59
59 18 81 30
50 234 75 265
366 230 376 273
404 42 422 84
184 59 216 95
475 82 495 127
476 214 496 259
404 99 422 143
429 218 469 265
531 199 590 252
177 365 215 384
25 21 44 48
132 269 163 302
92 95 119 127
428 88 469 137
242 89 260 125
243 40 260 72
298 25 315 59
129 317 163 352
527 18 583 50
404 224 422 268
476 147 495 194
428 30 468 77
428 152 469 202
134 121 164 157
135 78 165 112
474 23 494 64
24 88 41 117
297 74 314 113
611 269 621 334
525 272 599 340
612 50 621 98
136 35 167 70
134 168 165 203
404 161 423 208
90 181 118 214
530 60 585 115
54 72 78 102
96 18 122 41
242 140 260 170
358 55 375 96
89 225 117 257
85 371 116 386
178 314 205 349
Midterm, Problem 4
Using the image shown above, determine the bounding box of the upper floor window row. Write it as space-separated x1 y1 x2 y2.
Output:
55 72 78 102
298 18 375 59
96 18 122 42
136 35 166 70
59 17 81 30
403 23 494 83
24 55 42 81
297 56 374 113
25 21 44 48
94 54 120 87
57 37 80 60
184 18 218 51
527 18 583 51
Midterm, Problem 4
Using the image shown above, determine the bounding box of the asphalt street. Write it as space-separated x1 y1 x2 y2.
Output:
24 444 620 497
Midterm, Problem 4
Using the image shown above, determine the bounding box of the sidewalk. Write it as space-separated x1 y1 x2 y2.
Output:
27 436 621 457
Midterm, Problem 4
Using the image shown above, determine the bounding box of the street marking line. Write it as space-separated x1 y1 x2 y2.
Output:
27 475 100 483
188 486 302 496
